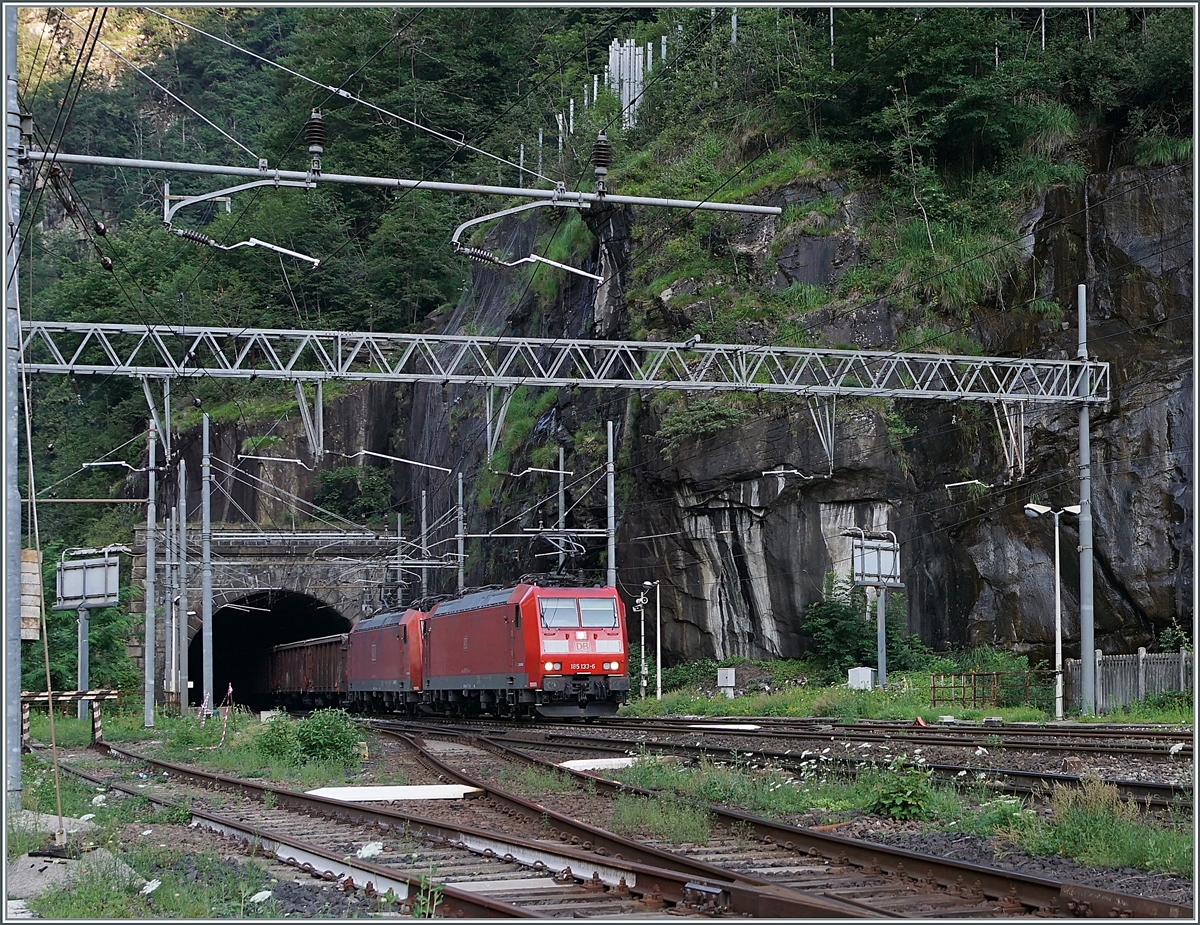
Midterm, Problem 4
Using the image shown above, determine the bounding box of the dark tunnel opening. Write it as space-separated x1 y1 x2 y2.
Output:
186 591 350 710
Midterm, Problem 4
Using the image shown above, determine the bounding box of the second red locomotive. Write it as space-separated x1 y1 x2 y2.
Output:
268 583 630 719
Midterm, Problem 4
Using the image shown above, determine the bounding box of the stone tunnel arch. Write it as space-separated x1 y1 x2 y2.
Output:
185 590 350 710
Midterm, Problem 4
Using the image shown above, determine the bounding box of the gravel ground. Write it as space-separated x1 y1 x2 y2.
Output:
865 825 1195 908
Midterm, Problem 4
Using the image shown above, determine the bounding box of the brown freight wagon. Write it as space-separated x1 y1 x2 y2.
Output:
269 633 348 708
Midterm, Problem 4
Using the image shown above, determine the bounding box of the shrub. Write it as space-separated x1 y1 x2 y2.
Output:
293 709 361 765
656 399 752 460
255 714 301 765
804 577 874 673
867 762 934 821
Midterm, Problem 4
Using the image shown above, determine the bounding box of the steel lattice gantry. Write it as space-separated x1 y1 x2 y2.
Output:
21 321 1109 403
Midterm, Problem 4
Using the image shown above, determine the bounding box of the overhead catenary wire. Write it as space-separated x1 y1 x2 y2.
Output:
145 7 549 184
56 8 259 161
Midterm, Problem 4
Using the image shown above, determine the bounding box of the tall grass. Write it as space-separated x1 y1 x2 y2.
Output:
609 793 711 844
1008 780 1193 877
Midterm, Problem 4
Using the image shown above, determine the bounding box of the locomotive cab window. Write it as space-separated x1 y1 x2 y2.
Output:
539 598 579 628
580 599 618 627
401 625 408 644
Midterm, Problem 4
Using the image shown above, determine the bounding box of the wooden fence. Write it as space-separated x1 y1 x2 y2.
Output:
1064 648 1193 713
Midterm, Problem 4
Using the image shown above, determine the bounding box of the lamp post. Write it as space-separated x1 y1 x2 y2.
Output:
643 580 661 700
1025 503 1081 720
634 591 648 699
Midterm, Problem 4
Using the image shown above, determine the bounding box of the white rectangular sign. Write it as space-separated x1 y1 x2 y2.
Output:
853 539 902 587
55 557 120 610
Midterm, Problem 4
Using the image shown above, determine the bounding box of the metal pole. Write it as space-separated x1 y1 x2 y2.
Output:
162 378 171 462
25 150 782 216
200 414 213 713
164 509 174 693
639 597 646 700
420 489 428 599
876 589 887 689
655 582 662 701
557 446 565 571
606 421 615 587
456 473 464 592
144 419 157 726
6 4 24 810
177 458 189 711
1077 283 1095 714
76 606 89 720
829 7 835 68
1053 510 1063 720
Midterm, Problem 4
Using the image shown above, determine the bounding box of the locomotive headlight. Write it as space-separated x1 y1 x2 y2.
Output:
544 661 561 671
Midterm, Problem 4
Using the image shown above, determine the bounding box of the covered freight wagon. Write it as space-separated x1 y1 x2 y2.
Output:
269 633 348 708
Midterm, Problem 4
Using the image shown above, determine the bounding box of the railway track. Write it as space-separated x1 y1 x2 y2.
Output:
594 717 1194 758
369 718 1194 810
58 744 861 918
367 723 1194 918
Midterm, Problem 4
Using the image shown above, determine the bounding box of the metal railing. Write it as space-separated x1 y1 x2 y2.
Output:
930 671 1056 711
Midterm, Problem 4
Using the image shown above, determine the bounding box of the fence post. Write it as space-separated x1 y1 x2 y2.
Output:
1094 649 1104 713
1136 647 1146 702
1182 648 1189 691
20 702 29 753
90 701 103 745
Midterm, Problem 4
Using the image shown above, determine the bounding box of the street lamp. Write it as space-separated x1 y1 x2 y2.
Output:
643 580 661 700
1025 503 1081 720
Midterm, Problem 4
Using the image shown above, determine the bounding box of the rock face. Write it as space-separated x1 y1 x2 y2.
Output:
174 167 1190 667
615 164 1192 663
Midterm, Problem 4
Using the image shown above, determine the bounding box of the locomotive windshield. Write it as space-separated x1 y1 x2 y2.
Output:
539 599 579 627
579 598 618 627
538 597 618 628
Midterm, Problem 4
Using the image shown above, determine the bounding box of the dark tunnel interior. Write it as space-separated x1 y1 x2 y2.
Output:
186 591 350 710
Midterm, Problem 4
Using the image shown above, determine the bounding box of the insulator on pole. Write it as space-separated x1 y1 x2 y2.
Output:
305 109 326 154
172 228 218 247
305 108 325 177
591 131 612 174
592 131 612 195
457 245 501 266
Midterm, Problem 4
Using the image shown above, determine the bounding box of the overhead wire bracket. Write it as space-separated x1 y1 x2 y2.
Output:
485 386 515 462
293 380 324 460
169 226 320 267
452 200 600 282
992 401 1027 483
808 395 836 478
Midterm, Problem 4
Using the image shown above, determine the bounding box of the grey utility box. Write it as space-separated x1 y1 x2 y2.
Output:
847 667 877 690
717 668 736 698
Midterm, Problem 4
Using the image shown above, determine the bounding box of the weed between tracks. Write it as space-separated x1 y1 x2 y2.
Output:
610 793 712 844
496 764 578 796
612 755 1193 879
1002 779 1194 877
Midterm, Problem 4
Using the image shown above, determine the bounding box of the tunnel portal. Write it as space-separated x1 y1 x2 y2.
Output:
186 591 351 710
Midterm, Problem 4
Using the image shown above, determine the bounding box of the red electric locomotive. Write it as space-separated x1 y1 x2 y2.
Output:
267 583 630 719
421 583 629 718
345 607 423 712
